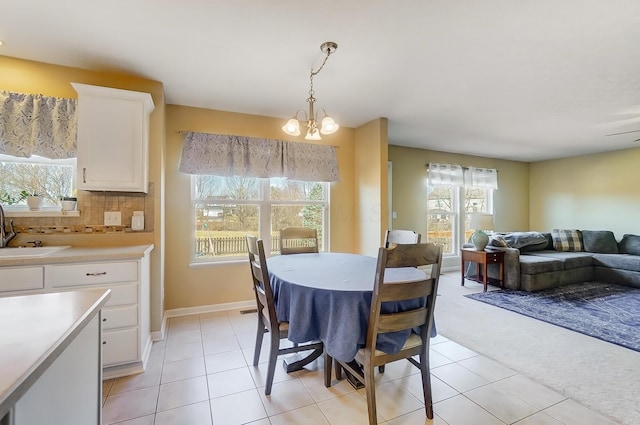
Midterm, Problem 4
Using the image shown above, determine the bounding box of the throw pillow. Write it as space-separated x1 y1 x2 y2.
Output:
619 234 640 255
552 229 583 252
581 230 618 254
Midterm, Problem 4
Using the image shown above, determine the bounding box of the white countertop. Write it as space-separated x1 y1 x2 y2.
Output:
0 289 111 419
0 244 154 267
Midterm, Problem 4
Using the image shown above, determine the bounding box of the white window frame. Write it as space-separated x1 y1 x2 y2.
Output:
190 176 329 263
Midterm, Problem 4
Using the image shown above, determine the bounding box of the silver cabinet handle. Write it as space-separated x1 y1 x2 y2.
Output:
83 167 87 183
86 272 107 276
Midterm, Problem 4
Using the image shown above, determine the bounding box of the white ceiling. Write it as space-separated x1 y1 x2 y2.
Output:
2 0 640 162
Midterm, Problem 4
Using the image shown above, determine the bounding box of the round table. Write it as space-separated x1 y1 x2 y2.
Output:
267 252 429 362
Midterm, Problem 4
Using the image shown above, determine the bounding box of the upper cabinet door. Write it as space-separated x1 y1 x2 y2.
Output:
72 83 155 193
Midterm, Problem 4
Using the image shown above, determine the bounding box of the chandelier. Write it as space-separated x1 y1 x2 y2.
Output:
282 41 339 140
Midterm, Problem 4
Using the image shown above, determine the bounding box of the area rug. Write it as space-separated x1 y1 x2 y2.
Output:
465 282 640 352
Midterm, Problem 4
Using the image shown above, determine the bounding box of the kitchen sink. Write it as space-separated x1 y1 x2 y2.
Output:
0 246 70 259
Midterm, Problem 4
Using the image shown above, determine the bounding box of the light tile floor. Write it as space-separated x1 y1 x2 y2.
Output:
102 310 619 425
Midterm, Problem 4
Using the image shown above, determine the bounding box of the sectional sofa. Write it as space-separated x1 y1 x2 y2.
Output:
475 230 640 292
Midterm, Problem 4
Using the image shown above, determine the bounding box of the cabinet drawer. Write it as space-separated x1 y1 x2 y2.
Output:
102 305 138 330
0 267 44 292
103 327 139 366
104 283 138 307
50 261 138 287
486 252 503 262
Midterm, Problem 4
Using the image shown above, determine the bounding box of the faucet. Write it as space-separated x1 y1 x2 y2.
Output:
0 204 16 248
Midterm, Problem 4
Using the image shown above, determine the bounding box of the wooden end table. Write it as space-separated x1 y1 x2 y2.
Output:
461 248 505 292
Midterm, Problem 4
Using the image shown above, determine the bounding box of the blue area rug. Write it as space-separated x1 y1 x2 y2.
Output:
465 282 640 352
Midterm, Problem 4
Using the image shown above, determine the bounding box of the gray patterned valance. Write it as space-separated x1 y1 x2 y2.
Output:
0 90 77 159
179 132 339 182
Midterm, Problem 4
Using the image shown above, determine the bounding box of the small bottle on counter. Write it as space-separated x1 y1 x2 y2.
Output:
131 211 144 231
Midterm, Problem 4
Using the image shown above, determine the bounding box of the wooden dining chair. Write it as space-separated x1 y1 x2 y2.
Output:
279 227 319 254
384 229 421 247
328 242 443 425
245 235 323 395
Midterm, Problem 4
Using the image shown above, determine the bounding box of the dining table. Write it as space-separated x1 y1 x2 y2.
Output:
267 252 433 369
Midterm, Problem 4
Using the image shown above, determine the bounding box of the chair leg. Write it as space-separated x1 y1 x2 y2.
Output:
378 365 385 373
419 352 434 419
324 351 332 387
253 319 266 367
264 333 280 395
363 362 377 425
335 358 343 380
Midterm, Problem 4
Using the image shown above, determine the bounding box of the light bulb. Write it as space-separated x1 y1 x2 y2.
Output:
305 128 322 140
320 116 339 134
282 118 301 136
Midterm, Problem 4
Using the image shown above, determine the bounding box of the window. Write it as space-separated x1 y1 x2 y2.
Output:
192 175 328 262
426 185 493 255
0 154 76 208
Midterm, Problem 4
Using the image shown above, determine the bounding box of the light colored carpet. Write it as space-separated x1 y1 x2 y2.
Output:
435 271 640 425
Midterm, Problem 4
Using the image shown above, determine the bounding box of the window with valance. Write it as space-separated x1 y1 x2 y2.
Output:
179 132 337 262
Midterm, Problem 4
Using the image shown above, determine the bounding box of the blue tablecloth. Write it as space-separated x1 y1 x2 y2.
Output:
267 252 432 362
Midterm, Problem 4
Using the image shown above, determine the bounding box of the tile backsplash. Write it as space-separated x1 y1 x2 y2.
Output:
10 182 155 235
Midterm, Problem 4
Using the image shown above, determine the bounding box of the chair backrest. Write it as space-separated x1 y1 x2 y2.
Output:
280 227 319 255
246 235 279 331
366 243 442 358
384 229 421 248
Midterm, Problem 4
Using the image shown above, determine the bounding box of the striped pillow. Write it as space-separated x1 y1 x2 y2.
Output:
552 229 583 252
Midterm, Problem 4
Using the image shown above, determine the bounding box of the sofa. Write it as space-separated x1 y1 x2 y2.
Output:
472 230 640 292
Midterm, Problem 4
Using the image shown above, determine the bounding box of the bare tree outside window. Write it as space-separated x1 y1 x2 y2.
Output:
0 155 75 206
192 176 328 261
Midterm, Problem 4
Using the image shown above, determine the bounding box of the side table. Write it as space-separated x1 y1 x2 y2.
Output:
461 248 505 292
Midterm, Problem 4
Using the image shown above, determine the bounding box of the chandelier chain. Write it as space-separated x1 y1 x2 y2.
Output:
309 47 334 97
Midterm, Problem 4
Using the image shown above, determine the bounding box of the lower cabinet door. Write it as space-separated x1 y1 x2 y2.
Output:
102 328 138 366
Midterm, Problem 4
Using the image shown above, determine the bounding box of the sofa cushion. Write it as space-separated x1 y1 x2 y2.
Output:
526 251 594 270
592 254 640 273
552 229 583 252
519 255 564 274
581 230 618 254
618 234 640 255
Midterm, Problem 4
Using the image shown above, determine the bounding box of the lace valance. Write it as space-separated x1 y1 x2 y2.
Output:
179 132 339 182
0 90 77 159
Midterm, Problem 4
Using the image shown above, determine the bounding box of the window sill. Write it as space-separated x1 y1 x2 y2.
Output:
4 207 81 218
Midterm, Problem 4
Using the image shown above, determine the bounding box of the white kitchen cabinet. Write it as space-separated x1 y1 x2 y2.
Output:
48 257 151 379
71 82 155 193
13 315 101 425
0 246 153 379
0 267 43 292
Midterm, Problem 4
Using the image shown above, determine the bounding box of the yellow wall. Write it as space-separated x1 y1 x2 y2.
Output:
529 147 640 238
164 105 357 310
388 146 531 237
354 118 389 256
0 55 166 333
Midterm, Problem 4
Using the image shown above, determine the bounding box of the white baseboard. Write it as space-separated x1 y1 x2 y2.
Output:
152 300 256 341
